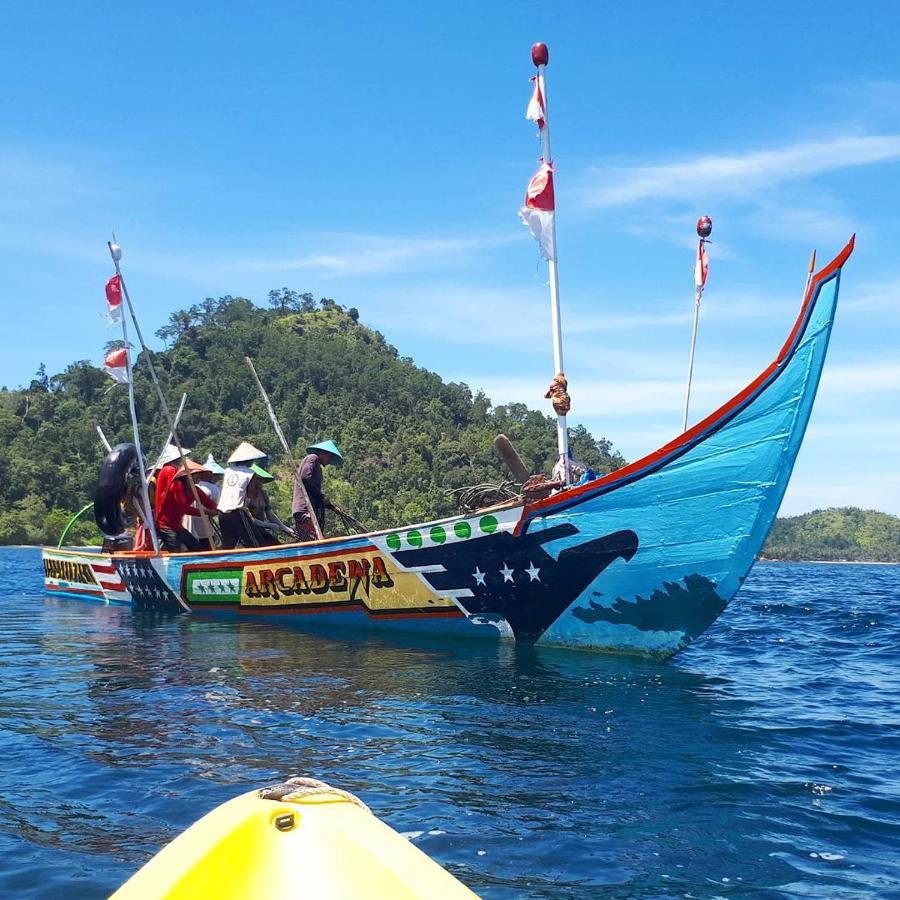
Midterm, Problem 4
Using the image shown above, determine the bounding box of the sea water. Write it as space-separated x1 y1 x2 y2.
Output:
0 547 897 898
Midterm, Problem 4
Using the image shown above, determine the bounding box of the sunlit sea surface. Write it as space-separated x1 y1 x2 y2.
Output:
1 548 898 898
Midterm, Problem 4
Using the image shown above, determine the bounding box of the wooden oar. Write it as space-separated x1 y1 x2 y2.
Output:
244 356 323 541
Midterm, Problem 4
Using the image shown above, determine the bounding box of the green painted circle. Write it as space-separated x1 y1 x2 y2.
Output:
407 530 423 548
479 515 499 534
430 525 447 544
386 533 401 551
454 521 472 539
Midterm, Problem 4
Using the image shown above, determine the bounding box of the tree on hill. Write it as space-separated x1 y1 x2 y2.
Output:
0 294 625 545
763 507 900 562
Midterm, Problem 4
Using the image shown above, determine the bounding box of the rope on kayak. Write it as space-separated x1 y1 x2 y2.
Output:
259 776 370 812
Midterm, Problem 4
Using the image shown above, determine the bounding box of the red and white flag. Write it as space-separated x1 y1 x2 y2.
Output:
526 76 545 131
694 239 710 296
106 274 123 325
519 162 556 261
103 347 130 384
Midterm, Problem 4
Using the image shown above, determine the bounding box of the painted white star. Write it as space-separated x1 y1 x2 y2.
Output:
525 562 541 582
500 563 515 583
472 566 486 586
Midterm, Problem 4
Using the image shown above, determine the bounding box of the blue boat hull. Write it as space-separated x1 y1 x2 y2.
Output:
41 239 854 658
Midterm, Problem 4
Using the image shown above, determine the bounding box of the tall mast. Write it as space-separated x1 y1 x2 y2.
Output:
682 216 712 432
108 246 160 553
531 42 571 484
107 239 214 544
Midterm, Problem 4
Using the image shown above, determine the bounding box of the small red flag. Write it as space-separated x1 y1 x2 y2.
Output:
103 347 129 384
526 76 545 131
106 274 123 324
519 162 556 261
694 239 710 295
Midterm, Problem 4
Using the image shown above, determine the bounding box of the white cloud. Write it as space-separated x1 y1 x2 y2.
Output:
582 134 900 207
781 472 900 516
843 275 900 313
219 232 518 278
820 361 900 394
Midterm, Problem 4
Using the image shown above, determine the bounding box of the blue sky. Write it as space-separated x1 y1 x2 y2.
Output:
1 2 898 514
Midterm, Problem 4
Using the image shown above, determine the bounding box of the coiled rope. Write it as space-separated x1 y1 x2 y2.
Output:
447 481 520 512
258 776 370 812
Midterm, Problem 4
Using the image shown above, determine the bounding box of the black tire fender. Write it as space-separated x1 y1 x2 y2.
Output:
94 443 139 537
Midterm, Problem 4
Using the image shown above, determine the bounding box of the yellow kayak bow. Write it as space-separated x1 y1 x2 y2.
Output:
112 777 477 899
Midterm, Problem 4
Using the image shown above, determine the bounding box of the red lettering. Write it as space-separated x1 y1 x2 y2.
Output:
259 569 278 599
292 566 310 594
308 564 328 593
348 559 369 581
275 567 294 595
347 558 370 600
371 556 393 588
245 571 260 597
328 561 347 592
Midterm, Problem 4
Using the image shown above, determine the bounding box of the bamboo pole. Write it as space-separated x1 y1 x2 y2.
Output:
244 356 323 541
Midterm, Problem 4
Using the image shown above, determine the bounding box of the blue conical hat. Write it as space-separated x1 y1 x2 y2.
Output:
204 454 225 476
306 440 344 466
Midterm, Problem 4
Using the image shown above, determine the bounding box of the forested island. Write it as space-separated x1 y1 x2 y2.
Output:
0 292 624 545
762 508 900 563
3 290 896 562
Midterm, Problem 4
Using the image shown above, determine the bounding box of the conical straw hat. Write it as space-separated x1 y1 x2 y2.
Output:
153 443 191 470
305 439 344 466
204 454 225 475
174 458 212 480
227 441 266 464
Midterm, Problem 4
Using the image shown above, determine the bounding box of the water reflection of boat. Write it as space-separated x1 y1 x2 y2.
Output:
42 239 854 657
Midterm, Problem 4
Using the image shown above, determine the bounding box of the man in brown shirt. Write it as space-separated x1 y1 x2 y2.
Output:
292 440 344 541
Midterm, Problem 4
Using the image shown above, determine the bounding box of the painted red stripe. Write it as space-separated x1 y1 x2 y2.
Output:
90 563 117 574
46 584 105 598
98 580 127 592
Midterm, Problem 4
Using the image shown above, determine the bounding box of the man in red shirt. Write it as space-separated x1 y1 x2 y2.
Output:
154 458 219 552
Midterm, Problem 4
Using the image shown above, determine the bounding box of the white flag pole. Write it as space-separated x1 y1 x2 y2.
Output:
682 216 712 432
532 42 571 484
682 291 702 433
107 238 213 547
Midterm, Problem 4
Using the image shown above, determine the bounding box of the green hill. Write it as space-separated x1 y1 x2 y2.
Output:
763 507 900 562
0 292 624 545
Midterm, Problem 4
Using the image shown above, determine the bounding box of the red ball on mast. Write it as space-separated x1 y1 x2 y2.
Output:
697 216 713 239
531 42 549 67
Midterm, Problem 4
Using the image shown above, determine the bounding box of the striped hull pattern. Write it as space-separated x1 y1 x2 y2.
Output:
40 239 853 658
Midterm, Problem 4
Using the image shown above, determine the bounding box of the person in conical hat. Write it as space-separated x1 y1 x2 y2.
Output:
245 463 295 546
182 457 224 551
218 442 269 549
292 440 344 542
203 454 225 476
153 453 218 553
152 443 191 472
227 441 267 465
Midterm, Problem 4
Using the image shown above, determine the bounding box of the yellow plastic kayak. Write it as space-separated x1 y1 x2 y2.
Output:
112 777 477 899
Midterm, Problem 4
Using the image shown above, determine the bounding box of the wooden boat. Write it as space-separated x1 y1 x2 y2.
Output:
42 238 854 658
111 777 475 899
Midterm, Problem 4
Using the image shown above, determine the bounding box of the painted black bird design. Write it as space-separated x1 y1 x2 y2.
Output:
394 523 639 641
